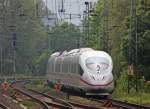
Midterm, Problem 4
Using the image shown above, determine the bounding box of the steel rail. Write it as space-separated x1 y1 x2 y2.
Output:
67 101 104 109
45 102 73 109
88 97 150 109
109 98 150 109
14 88 51 109
27 88 75 109
0 103 9 109
12 81 75 109
28 89 104 109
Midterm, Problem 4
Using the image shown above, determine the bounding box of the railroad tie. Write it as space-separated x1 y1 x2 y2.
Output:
103 100 113 108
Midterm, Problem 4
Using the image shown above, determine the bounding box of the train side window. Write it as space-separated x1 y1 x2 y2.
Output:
71 63 76 73
79 65 84 75
70 63 73 73
62 62 68 73
50 62 54 72
71 64 73 73
66 63 69 73
75 64 78 74
51 62 54 72
61 59 64 73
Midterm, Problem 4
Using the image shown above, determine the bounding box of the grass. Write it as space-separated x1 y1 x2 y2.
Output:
21 100 37 107
112 90 150 105
28 79 66 98
112 69 150 105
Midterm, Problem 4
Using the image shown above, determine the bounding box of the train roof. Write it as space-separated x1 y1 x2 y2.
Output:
50 48 94 57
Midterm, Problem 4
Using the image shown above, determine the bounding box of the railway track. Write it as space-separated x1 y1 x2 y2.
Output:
0 103 9 109
12 81 104 109
0 93 22 109
28 88 102 109
109 98 150 109
10 80 150 109
15 87 75 109
89 97 150 109
15 88 51 109
14 87 104 109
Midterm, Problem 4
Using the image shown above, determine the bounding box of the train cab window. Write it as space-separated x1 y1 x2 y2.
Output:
85 57 109 72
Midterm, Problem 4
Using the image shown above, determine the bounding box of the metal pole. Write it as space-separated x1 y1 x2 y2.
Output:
129 0 138 93
46 0 48 18
0 47 2 73
85 1 90 46
13 49 16 74
106 12 109 52
129 0 133 64
103 0 109 52
87 2 90 46
128 0 133 94
135 0 138 92
128 75 130 94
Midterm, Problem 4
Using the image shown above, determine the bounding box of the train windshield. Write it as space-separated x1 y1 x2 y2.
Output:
85 57 109 72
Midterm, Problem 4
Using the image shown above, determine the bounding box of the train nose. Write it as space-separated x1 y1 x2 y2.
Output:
90 74 105 81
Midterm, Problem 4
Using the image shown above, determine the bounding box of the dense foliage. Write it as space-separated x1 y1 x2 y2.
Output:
0 0 83 76
121 0 150 80
48 22 83 52
0 0 49 75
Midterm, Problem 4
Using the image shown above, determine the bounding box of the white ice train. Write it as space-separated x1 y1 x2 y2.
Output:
47 48 114 96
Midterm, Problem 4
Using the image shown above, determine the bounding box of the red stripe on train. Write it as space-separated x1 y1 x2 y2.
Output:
80 78 113 86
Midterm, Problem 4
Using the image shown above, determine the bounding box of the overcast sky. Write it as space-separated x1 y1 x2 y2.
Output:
42 0 98 25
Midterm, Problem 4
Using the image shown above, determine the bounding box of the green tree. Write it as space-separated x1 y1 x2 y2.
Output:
49 22 83 51
0 0 49 76
122 0 150 80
